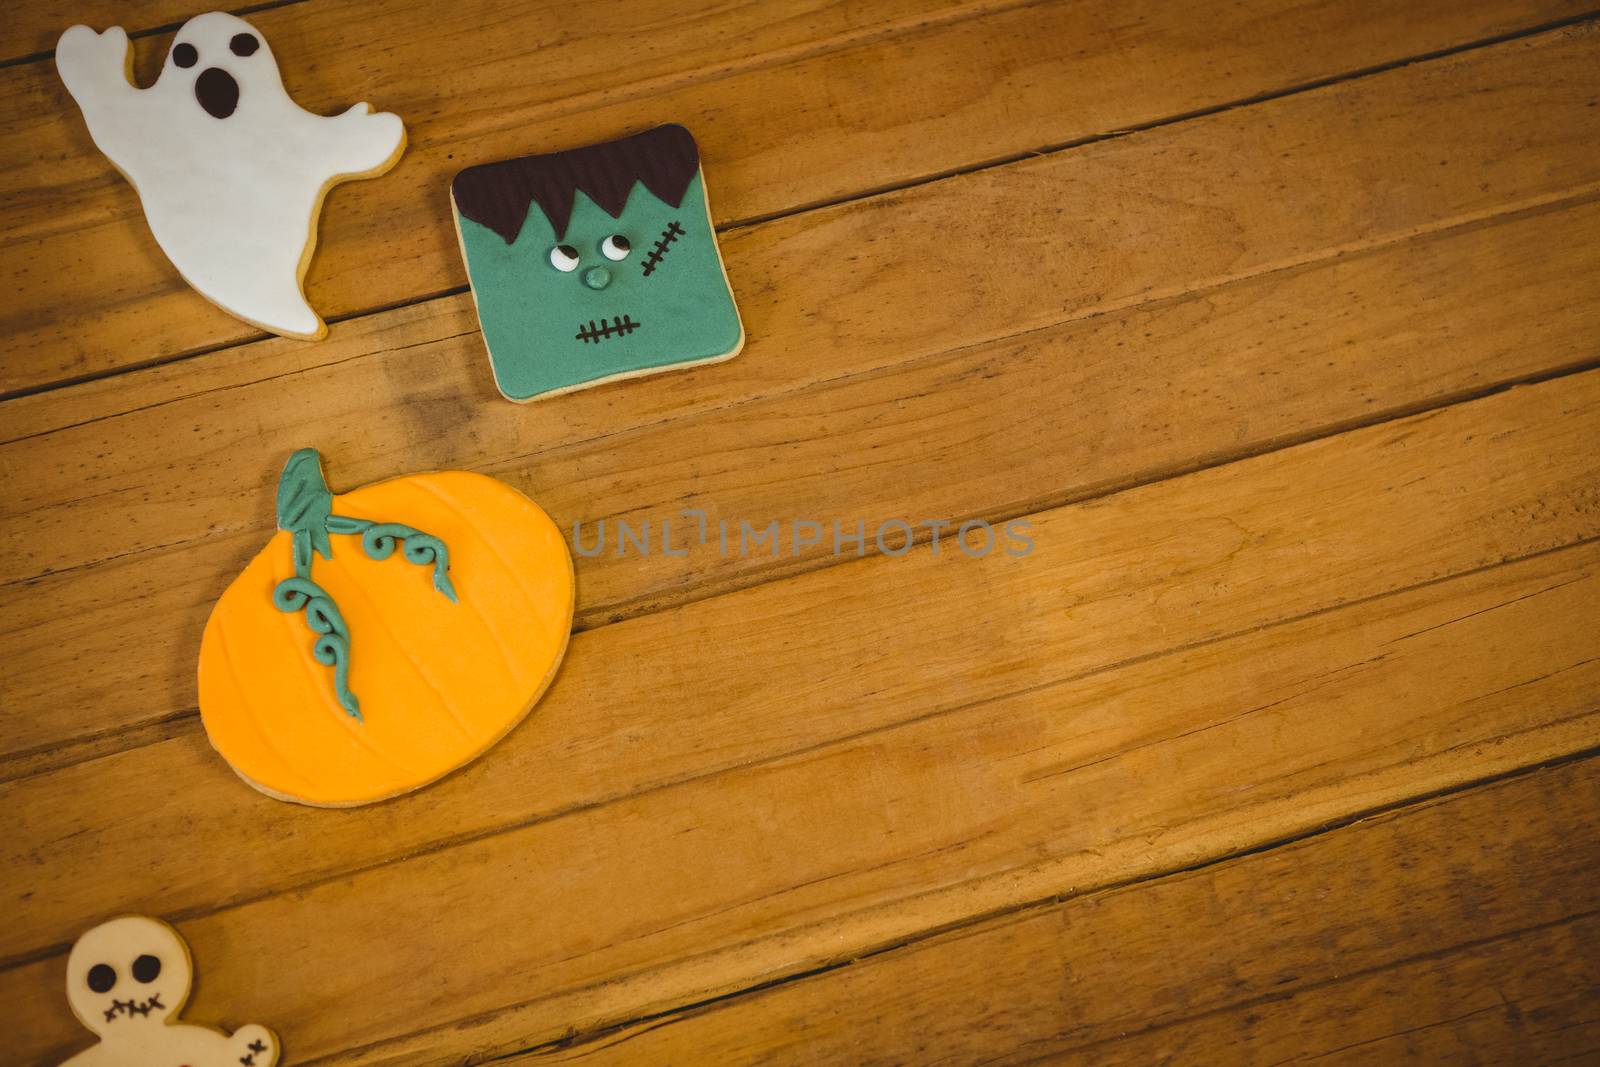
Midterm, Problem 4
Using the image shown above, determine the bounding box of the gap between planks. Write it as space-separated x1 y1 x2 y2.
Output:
4 0 1595 395
0 0 1038 73
5 182 1600 783
0 0 311 70
4 364 1598 1060
5 532 1596 969
6 4 1593 1062
11 16 1600 460
296 651 1600 1067
7 356 1600 789
7 5 1597 401
0 0 1052 392
500 752 1600 1066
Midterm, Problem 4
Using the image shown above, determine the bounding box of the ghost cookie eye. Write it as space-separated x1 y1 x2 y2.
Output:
640 220 685 277
600 234 631 261
230 32 259 56
171 42 198 68
549 244 580 272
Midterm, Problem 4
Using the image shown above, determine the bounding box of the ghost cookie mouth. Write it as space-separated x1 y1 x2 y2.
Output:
575 315 640 344
196 67 240 119
102 993 166 1022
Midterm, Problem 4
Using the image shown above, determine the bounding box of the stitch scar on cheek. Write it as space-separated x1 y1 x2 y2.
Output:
641 220 685 277
451 124 745 403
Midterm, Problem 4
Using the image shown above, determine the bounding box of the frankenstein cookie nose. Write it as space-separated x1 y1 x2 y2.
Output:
583 266 611 290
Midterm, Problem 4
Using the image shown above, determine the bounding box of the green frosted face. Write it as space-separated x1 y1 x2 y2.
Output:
456 172 743 402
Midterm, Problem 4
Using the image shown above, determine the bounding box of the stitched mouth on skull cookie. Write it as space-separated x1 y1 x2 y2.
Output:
102 993 165 1022
575 316 641 344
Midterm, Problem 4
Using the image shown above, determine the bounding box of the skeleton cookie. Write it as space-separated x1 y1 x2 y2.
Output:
56 11 406 339
60 916 280 1067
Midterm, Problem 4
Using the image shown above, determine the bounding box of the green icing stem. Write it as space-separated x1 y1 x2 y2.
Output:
360 523 459 602
273 576 359 719
270 449 459 721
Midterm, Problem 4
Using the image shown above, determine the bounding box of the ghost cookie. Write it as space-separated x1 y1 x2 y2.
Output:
59 916 280 1067
452 124 744 402
55 11 406 340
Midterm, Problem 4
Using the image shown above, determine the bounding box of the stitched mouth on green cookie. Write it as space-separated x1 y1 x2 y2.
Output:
575 315 641 344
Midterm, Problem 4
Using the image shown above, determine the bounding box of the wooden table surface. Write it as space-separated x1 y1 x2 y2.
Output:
4 1 1599 1063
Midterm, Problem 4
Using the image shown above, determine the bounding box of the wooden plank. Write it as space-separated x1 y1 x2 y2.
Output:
5 169 1600 765
4 372 1598 1061
1 1 216 65
9 22 1600 758
0 0 1009 393
16 18 1600 571
12 21 1600 578
517 757 1600 1066
1 0 1590 392
1032 924 1600 1065
0 0 990 68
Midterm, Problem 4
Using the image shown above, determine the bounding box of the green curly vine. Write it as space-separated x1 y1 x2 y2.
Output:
272 449 459 721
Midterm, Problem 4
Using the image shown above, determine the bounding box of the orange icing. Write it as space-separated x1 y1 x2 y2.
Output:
198 470 573 805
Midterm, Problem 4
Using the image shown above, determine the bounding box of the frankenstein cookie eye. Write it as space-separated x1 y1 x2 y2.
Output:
132 954 162 983
600 234 631 261
87 963 116 993
230 33 259 57
549 244 580 272
172 42 198 68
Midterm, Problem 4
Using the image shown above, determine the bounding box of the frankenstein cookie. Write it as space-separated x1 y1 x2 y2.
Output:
452 124 744 402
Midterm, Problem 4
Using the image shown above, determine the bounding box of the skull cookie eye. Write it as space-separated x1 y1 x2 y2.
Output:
132 954 161 983
87 963 116 993
230 33 259 56
600 235 631 261
549 245 580 273
171 42 198 68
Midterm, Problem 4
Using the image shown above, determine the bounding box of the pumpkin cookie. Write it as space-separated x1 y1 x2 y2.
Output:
198 449 574 805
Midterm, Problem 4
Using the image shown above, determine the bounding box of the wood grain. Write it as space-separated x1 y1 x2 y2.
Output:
517 756 1600 1066
0 0 207 65
13 20 1600 574
0 0 1003 391
6 186 1600 770
7 5 1600 1064
5 26 1600 764
4 369 1598 1060
1 0 1590 392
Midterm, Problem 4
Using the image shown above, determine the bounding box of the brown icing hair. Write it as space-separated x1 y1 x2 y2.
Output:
452 124 702 244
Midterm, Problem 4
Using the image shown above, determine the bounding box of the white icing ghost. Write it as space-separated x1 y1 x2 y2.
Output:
60 915 280 1067
55 11 406 339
